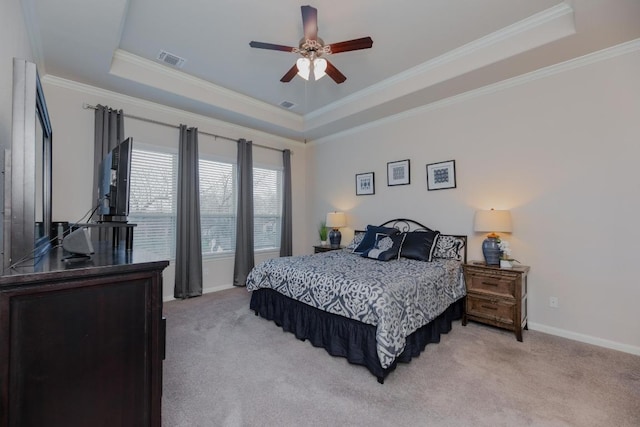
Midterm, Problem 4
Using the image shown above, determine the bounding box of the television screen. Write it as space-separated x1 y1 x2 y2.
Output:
97 137 132 221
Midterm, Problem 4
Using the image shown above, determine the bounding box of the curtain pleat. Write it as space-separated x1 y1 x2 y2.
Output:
174 125 203 299
233 139 254 286
279 149 292 257
93 105 124 239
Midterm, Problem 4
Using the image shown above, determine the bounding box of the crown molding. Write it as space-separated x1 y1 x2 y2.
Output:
306 3 575 128
311 37 640 146
41 74 304 147
110 49 304 132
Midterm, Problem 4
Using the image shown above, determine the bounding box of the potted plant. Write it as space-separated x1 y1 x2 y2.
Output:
318 221 328 245
498 239 519 268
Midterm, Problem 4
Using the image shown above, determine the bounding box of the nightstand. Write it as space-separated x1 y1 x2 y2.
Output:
462 263 530 341
313 245 344 253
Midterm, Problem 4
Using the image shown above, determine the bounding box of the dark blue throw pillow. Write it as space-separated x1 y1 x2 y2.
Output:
352 225 399 254
398 230 441 262
361 233 406 261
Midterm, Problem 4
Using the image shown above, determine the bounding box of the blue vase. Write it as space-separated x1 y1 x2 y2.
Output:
329 228 342 246
482 237 501 266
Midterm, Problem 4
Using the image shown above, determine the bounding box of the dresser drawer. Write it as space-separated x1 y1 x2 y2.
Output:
466 295 515 326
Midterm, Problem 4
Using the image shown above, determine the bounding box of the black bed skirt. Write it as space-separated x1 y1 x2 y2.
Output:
249 288 463 383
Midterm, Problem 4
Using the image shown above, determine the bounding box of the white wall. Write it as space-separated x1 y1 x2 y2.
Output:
308 43 640 354
41 78 308 300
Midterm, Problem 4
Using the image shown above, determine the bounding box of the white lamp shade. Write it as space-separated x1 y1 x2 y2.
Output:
296 58 311 80
474 209 512 233
326 212 346 229
313 58 327 80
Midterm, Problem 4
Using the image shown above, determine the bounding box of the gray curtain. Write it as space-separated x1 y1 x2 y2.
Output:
233 139 254 286
279 149 292 257
174 125 203 299
93 105 125 239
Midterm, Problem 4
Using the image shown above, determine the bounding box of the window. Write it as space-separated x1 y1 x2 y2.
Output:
253 166 282 251
128 147 178 259
199 158 236 255
129 145 282 259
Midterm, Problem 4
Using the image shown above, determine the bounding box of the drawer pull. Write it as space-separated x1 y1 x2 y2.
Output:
481 281 498 286
480 304 498 310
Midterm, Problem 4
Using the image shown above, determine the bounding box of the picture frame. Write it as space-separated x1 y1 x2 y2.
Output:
426 160 456 190
387 159 410 186
355 172 375 195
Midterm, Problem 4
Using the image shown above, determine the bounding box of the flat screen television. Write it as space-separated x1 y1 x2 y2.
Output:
97 137 132 222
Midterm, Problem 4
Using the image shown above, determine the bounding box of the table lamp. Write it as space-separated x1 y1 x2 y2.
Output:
474 209 512 266
326 212 347 246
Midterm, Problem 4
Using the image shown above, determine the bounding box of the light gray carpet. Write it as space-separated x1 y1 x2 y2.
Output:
162 287 640 427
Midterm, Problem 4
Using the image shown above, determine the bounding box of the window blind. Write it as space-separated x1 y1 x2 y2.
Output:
129 146 283 259
129 148 178 259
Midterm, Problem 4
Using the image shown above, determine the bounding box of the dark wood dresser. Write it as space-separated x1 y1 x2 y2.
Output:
0 247 169 427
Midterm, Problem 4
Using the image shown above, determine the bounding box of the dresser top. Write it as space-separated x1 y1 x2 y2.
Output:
1 244 169 286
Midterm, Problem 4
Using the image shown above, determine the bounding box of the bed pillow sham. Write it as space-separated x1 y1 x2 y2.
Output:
352 225 400 254
361 233 406 261
345 230 366 252
345 231 365 251
398 230 440 262
433 235 466 261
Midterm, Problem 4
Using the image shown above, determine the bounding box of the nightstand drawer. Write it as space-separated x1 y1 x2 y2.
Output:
313 245 344 253
467 273 515 297
466 295 515 326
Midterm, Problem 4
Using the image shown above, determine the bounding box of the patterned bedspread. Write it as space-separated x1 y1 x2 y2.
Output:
246 250 466 369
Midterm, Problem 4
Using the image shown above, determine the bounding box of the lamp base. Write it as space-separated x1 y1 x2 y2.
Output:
329 229 342 246
482 237 501 266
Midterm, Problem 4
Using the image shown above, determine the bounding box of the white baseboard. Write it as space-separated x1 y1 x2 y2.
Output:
203 283 236 294
163 283 236 302
159 292 640 357
528 322 640 356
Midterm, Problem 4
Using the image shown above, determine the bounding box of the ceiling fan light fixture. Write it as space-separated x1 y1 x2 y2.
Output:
313 58 327 80
296 58 311 80
249 5 372 84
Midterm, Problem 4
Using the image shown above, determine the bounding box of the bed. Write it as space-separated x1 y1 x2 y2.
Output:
246 219 467 383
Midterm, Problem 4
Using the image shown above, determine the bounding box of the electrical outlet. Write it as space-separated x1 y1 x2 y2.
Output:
549 296 559 308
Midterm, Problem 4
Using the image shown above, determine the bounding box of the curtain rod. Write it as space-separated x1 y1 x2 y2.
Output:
82 103 290 154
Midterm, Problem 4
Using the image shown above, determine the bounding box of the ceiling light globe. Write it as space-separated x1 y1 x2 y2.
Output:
313 58 327 80
296 58 311 80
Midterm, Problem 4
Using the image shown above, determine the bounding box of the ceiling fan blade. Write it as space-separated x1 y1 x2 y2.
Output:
249 41 296 52
280 64 298 82
301 5 318 41
328 37 373 54
325 60 346 84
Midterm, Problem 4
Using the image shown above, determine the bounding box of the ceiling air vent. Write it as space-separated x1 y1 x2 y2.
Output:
157 50 186 68
279 100 296 109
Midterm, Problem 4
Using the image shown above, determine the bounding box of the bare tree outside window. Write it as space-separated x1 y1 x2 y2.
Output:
129 146 282 259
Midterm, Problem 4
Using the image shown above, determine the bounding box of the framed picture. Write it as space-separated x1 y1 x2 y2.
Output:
355 172 375 195
387 159 410 186
426 160 456 190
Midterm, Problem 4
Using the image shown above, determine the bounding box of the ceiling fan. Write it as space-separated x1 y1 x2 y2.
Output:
249 5 373 84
